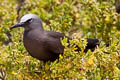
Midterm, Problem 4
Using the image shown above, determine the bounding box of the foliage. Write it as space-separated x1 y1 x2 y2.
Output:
0 0 120 79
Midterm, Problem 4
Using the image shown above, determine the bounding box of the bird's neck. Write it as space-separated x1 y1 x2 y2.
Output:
38 26 44 31
24 27 44 34
25 26 44 32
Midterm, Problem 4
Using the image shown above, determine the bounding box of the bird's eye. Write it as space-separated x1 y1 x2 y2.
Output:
26 18 33 23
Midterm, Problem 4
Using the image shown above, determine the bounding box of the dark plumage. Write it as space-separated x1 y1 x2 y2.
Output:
10 14 99 62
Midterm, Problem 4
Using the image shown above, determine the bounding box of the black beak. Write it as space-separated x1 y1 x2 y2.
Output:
10 22 25 30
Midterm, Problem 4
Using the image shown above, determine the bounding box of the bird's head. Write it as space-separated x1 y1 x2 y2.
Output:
10 14 43 31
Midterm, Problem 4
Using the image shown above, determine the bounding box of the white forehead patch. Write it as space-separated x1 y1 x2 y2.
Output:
20 14 39 23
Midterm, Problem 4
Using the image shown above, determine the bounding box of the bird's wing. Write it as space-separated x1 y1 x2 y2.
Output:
44 31 99 54
44 31 66 54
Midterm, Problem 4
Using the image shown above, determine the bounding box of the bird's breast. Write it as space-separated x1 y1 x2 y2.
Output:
23 32 48 60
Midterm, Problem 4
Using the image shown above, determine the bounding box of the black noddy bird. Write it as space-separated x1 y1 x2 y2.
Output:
10 14 99 62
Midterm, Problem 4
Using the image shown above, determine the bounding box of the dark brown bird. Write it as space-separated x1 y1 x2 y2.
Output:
10 14 99 62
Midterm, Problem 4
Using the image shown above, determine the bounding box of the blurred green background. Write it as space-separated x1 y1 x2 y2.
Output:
0 0 120 79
